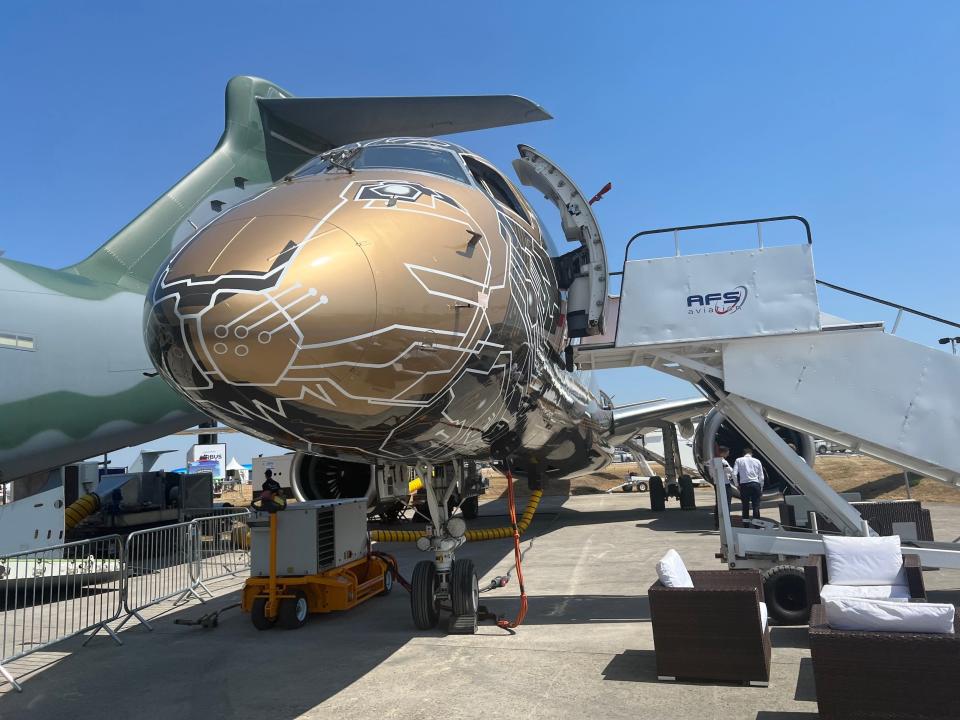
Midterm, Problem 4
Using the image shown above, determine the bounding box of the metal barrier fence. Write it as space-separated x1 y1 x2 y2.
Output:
1 509 251 692
192 511 251 591
119 509 251 630
0 535 124 692
117 520 202 632
178 505 247 522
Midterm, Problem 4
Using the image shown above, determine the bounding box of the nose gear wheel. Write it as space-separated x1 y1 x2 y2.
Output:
411 560 441 630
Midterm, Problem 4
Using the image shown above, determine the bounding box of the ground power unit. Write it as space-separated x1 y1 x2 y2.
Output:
243 498 394 630
250 499 367 576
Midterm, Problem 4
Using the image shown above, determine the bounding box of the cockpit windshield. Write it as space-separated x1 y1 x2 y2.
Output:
295 144 469 183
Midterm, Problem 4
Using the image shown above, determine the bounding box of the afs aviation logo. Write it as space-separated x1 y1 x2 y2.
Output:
686 286 748 316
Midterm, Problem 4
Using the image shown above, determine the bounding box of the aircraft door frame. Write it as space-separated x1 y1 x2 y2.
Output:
512 145 608 338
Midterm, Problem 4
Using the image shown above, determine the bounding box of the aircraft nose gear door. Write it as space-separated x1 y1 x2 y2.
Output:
512 144 608 338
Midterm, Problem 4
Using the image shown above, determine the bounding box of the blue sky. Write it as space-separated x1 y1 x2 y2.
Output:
2 2 958 468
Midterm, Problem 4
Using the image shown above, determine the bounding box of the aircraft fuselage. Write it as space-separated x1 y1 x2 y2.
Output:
145 138 614 480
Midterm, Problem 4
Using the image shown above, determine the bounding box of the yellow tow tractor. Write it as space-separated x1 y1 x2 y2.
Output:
241 497 394 630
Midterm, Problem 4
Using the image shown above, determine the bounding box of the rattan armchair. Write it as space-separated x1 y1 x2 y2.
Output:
809 603 960 720
803 552 925 605
649 570 771 686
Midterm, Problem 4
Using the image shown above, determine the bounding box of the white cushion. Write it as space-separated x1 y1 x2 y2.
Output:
656 549 693 588
820 583 912 602
822 535 907 586
759 601 768 632
824 597 955 634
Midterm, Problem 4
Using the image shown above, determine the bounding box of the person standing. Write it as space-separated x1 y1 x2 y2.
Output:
733 447 764 520
257 468 287 512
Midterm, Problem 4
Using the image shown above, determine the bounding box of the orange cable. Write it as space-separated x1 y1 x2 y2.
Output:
496 467 528 629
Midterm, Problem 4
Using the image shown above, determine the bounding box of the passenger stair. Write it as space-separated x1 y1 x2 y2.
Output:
574 217 960 537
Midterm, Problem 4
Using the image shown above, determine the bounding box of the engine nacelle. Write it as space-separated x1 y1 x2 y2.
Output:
693 408 815 493
288 453 378 509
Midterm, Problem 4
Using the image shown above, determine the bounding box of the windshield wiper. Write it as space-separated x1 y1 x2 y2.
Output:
321 144 360 174
326 154 353 174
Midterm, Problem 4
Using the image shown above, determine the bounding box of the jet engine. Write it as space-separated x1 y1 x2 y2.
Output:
289 453 377 508
693 408 815 493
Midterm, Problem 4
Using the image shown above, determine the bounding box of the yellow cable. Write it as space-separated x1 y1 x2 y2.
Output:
369 490 543 543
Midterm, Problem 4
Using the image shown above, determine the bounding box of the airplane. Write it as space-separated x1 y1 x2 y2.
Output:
1 76 799 633
137 77 747 634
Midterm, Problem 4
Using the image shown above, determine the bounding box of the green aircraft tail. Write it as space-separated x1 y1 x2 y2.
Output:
64 77 552 291
63 76 315 290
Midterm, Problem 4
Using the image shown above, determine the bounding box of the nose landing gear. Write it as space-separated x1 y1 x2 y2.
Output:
408 462 480 634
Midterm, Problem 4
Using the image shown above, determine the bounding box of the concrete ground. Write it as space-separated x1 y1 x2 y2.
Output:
3 489 960 720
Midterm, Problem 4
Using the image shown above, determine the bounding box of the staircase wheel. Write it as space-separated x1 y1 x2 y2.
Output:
762 565 810 625
411 560 440 630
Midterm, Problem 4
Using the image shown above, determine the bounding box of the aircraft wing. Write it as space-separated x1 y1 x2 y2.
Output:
608 397 713 447
259 94 552 149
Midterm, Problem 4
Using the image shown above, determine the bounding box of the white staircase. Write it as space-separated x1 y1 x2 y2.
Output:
576 216 960 538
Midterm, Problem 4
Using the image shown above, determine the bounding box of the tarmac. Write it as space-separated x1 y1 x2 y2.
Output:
3 488 960 720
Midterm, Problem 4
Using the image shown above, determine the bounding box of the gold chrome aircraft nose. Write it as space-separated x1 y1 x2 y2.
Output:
145 168 509 460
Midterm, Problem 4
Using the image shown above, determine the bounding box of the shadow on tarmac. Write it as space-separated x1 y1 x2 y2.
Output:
793 657 817 702
0 495 712 718
482 594 650 625
769 626 809 649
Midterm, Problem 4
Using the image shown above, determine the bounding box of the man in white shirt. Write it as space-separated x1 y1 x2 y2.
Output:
733 447 764 520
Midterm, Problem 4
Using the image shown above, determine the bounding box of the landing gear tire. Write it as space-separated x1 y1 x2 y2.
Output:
763 565 809 625
461 495 479 520
679 475 696 510
649 476 666 511
278 589 309 630
411 560 440 630
449 558 479 634
250 597 276 631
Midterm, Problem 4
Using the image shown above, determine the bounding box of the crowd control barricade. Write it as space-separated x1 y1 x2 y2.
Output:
117 521 202 632
178 504 247 522
0 535 124 692
191 509 251 591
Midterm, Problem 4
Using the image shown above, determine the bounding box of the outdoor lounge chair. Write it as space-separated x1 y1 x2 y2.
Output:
649 569 771 685
809 603 960 720
803 551 925 605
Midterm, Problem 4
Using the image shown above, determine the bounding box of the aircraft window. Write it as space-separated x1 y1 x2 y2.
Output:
463 156 529 222
0 332 35 351
351 146 469 183
294 157 332 178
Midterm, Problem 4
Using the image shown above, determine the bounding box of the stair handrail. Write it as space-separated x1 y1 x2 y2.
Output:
616 215 812 274
816 279 960 334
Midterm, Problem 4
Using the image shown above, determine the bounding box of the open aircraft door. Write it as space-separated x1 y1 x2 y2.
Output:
513 144 608 338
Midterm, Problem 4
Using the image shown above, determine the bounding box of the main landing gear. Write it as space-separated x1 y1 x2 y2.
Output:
409 462 480 634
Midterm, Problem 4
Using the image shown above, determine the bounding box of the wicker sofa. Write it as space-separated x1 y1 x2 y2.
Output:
809 603 960 720
803 552 926 605
649 569 771 685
